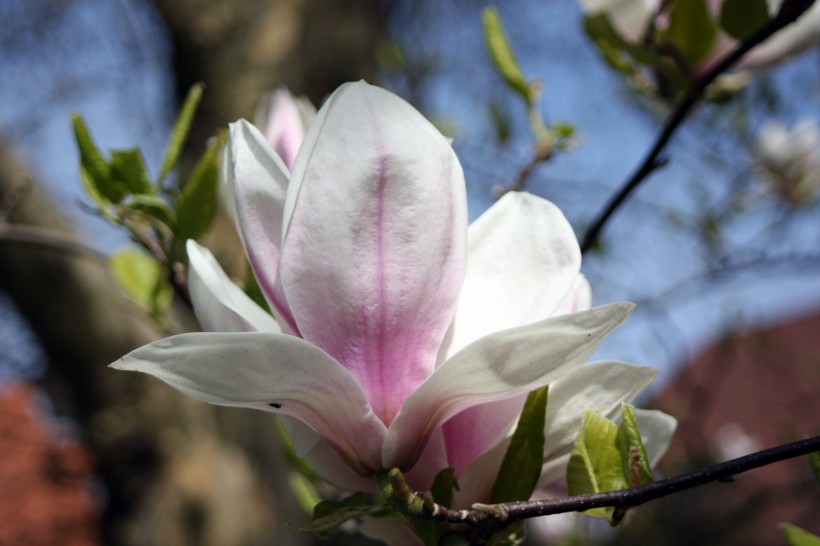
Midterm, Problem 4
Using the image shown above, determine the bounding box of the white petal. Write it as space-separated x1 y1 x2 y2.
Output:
279 81 467 424
633 408 677 467
383 302 635 471
186 240 280 334
442 192 581 360
226 119 299 333
455 360 657 504
111 332 385 475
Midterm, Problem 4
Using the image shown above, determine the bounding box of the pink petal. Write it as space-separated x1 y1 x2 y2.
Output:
226 120 299 334
280 81 467 424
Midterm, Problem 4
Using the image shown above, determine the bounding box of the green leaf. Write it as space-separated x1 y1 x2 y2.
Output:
566 410 625 520
296 504 387 535
665 0 718 66
616 404 654 487
109 248 172 317
491 386 549 503
71 114 127 203
810 450 820 485
482 7 535 107
303 493 383 536
110 149 152 195
126 195 176 228
782 523 820 546
79 166 109 210
158 83 204 184
720 0 770 40
175 136 220 241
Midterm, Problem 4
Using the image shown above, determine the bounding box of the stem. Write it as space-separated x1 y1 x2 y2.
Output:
420 435 820 530
580 0 817 254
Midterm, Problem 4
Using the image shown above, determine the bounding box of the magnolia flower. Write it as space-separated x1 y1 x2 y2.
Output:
754 117 820 206
579 0 820 73
254 88 316 169
114 82 674 503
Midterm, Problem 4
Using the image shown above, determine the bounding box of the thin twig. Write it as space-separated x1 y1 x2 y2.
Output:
580 0 817 254
418 435 820 532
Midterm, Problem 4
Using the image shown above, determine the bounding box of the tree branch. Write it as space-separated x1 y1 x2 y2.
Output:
580 0 817 254
418 435 820 533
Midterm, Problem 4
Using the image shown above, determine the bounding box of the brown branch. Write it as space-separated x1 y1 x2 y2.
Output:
0 222 107 258
580 0 817 254
417 435 820 537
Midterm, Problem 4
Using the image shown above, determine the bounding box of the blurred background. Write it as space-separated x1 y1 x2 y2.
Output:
0 0 818 544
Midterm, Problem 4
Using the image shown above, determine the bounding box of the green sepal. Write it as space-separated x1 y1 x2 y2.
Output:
175 134 221 241
158 83 204 185
810 450 820 485
109 148 152 195
566 410 625 521
782 523 820 546
665 0 718 66
298 492 386 536
482 7 536 107
109 248 172 317
616 404 654 487
491 386 549 503
71 114 127 203
413 467 460 546
720 0 770 41
125 195 176 228
430 467 459 508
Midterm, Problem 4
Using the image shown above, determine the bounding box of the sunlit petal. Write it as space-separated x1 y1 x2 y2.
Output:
384 302 634 470
442 192 581 360
280 81 467 424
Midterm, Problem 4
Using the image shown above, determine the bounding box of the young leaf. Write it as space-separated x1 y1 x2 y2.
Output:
566 410 625 520
109 248 171 317
110 149 153 195
79 166 109 210
616 404 654 487
482 7 534 107
126 195 176 228
782 523 820 546
720 0 770 41
810 450 820 485
665 0 718 66
71 114 127 203
491 386 548 503
158 83 204 184
175 136 220 241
